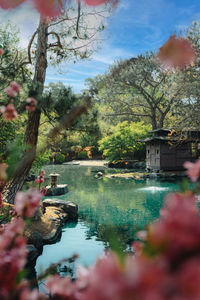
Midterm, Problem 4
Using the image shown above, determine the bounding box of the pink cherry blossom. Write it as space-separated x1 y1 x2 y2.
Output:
40 187 47 196
17 282 43 300
46 274 76 299
32 0 67 18
5 81 20 98
84 0 118 6
0 104 18 121
40 169 45 176
184 159 200 182
0 218 27 298
0 0 26 9
174 257 200 300
26 97 38 112
72 253 170 300
137 230 147 241
35 175 44 184
5 86 17 97
84 0 110 5
0 48 3 55
10 81 20 93
148 192 200 262
35 177 41 184
14 189 42 218
157 35 196 69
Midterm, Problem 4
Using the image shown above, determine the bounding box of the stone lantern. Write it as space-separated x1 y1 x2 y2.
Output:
49 173 60 188
46 173 68 196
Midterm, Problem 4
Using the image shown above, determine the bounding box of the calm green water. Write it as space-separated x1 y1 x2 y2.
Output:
36 164 178 279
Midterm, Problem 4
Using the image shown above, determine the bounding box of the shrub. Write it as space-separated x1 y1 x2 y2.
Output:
77 151 88 160
55 153 65 164
99 121 151 162
32 150 51 170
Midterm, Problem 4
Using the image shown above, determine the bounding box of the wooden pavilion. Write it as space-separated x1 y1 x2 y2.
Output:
142 128 200 171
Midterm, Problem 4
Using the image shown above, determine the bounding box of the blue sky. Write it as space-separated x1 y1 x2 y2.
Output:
1 0 200 92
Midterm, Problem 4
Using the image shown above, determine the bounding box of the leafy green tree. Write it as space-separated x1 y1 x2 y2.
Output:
99 121 151 162
41 82 101 150
0 23 31 96
88 53 184 130
42 82 79 121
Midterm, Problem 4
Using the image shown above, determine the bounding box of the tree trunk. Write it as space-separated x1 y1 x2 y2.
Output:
159 115 164 129
4 18 48 204
151 108 158 130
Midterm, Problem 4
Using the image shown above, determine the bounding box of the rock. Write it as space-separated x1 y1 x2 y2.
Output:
43 199 78 220
25 174 36 182
45 184 68 196
47 207 69 224
95 171 103 179
91 169 105 173
149 172 158 179
97 171 103 177
27 232 43 254
26 244 39 267
42 224 62 244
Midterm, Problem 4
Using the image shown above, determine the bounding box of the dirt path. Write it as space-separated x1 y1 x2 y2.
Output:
63 160 107 167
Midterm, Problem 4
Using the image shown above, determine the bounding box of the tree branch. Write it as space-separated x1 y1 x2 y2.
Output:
47 31 63 49
20 30 38 67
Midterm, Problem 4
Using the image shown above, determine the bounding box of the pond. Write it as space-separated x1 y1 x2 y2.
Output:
36 164 178 280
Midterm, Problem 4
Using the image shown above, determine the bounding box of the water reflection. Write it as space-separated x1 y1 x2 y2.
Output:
36 165 178 278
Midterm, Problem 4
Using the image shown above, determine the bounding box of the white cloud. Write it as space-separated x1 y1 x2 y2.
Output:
0 1 39 49
92 46 133 64
65 67 98 77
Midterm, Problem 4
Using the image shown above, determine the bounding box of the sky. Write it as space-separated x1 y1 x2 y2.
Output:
1 0 200 92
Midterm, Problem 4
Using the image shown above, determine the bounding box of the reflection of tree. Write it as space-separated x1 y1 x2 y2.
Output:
84 222 135 251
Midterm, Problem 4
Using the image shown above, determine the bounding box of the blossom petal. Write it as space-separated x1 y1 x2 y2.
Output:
157 35 196 69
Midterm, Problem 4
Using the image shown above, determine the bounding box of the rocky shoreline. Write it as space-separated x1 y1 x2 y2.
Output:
105 171 186 180
25 199 78 269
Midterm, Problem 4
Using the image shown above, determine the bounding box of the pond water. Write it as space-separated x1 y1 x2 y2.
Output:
36 164 178 280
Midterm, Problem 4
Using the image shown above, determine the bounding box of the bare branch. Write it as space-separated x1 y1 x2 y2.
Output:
47 31 63 49
20 30 38 67
75 0 81 39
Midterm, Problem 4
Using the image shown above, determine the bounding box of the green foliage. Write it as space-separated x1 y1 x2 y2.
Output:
6 137 26 179
42 82 79 120
0 205 13 224
0 118 19 159
32 150 51 171
42 83 102 153
0 22 30 96
77 151 88 160
99 121 150 162
87 54 183 130
72 103 102 148
55 153 65 164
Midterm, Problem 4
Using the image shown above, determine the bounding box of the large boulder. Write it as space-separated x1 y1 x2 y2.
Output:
26 244 39 268
27 232 43 254
42 222 62 245
45 184 68 196
43 199 78 220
